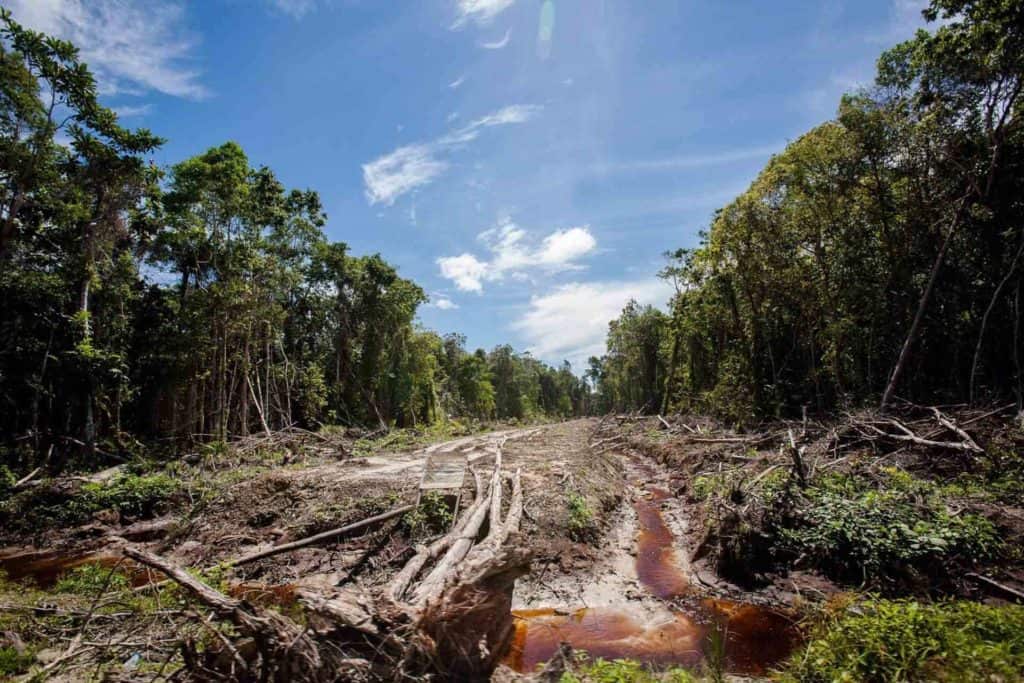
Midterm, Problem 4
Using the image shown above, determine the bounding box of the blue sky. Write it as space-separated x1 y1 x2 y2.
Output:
8 0 933 369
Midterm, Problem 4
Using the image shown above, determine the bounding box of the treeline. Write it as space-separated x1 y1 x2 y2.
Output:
0 11 587 468
590 0 1024 421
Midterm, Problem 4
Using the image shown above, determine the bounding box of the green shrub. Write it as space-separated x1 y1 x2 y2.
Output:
567 491 596 541
403 492 454 538
779 470 999 585
1 472 179 532
0 645 35 676
778 599 1024 682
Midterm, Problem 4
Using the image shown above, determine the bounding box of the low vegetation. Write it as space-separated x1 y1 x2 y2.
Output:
780 598 1024 682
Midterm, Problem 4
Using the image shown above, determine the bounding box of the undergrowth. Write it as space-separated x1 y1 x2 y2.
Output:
566 491 596 541
779 468 1000 587
403 491 455 538
0 472 179 533
560 658 697 683
778 598 1024 682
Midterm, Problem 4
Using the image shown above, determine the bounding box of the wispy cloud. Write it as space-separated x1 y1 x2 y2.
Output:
5 0 207 99
452 0 516 28
112 104 153 118
600 143 783 173
267 0 321 18
363 145 449 206
437 219 596 293
513 278 672 367
363 105 541 205
449 75 467 89
478 28 511 49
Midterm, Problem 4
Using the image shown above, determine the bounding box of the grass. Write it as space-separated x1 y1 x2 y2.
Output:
560 658 697 683
777 598 1024 682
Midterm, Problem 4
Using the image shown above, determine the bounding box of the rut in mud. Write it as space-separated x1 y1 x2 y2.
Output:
506 423 798 676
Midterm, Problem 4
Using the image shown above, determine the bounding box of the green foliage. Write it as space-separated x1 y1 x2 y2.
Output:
778 599 1024 682
54 562 129 594
0 645 35 676
403 492 454 539
1 472 178 531
780 470 999 585
596 0 1024 419
567 491 596 541
560 658 696 683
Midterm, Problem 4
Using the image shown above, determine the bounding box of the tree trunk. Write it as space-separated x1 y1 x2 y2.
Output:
970 238 1024 404
881 199 969 411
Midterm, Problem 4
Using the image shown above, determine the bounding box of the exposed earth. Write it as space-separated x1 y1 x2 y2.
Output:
0 418 812 681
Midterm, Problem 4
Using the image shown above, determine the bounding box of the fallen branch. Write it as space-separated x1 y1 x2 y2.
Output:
965 572 1024 603
12 467 41 490
929 407 983 453
228 503 414 568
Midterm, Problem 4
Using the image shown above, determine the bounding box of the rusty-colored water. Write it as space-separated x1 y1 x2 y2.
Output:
0 549 156 588
504 464 799 674
634 487 689 600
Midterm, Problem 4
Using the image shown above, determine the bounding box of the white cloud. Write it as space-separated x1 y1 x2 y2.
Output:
449 75 467 89
5 0 207 99
513 279 672 367
479 28 511 49
362 144 448 206
452 0 516 28
428 295 459 310
363 105 541 205
438 219 597 292
438 254 488 293
538 227 597 265
602 143 784 173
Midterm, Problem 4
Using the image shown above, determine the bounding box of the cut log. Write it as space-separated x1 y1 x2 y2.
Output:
411 467 498 605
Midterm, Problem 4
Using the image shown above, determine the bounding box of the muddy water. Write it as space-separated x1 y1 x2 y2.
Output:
634 487 689 600
505 458 798 675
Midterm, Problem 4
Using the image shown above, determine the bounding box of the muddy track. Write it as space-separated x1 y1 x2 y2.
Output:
506 424 797 677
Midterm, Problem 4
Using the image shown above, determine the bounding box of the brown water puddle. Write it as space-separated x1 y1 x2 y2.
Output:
0 549 159 588
507 601 796 675
0 549 297 605
504 466 799 674
635 487 689 600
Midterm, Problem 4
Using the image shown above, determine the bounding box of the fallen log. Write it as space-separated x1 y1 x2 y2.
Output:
228 504 414 568
388 469 486 602
965 572 1024 603
412 464 499 605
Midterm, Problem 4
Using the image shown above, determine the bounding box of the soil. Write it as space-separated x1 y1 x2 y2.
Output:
1 419 804 681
